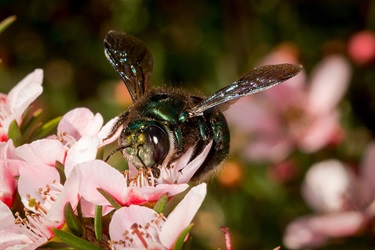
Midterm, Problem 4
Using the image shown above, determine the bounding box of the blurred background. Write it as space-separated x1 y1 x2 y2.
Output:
1 0 374 249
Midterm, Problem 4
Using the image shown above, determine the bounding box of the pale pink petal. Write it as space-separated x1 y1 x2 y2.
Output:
47 167 81 223
224 97 280 134
0 200 15 229
243 136 292 163
177 142 213 183
160 183 207 248
76 159 188 207
261 74 306 111
0 202 37 249
283 212 366 249
97 117 122 147
0 140 26 206
79 198 114 218
109 205 157 248
307 55 351 114
2 69 43 131
299 111 340 152
75 160 127 206
0 230 35 250
64 135 99 177
18 165 61 211
360 142 375 192
302 160 353 212
15 139 66 166
57 108 103 140
173 146 195 173
0 139 18 160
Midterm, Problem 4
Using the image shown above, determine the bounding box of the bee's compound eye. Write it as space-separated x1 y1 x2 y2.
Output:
146 125 170 164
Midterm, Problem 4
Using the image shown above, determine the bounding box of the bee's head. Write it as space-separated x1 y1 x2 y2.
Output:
119 120 171 170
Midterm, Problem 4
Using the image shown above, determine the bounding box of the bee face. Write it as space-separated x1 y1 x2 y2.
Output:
104 30 303 180
119 120 171 169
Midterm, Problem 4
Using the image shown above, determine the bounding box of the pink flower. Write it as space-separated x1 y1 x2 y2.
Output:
73 159 189 216
14 138 81 217
108 183 207 249
0 69 43 141
0 200 45 249
283 142 375 249
57 107 118 148
0 139 28 207
56 107 120 176
225 48 351 162
348 30 375 65
0 138 82 248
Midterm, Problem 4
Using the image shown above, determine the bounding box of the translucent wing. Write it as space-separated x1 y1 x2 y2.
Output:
188 64 303 117
104 30 153 102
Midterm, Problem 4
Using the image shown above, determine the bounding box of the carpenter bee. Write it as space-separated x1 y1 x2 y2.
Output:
104 30 302 180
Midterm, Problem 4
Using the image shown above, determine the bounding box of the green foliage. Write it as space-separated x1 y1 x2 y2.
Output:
52 229 102 250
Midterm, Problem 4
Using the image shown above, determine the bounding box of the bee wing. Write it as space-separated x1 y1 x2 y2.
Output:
104 30 153 102
188 64 303 117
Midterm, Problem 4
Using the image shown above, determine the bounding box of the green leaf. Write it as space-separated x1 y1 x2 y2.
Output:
64 202 83 237
8 120 23 146
94 206 103 242
29 116 61 141
173 223 194 250
55 161 66 185
97 188 122 210
52 229 102 250
20 108 42 139
0 16 16 34
153 193 169 213
76 201 84 225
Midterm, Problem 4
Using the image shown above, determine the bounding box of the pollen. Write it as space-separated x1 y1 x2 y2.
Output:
109 212 167 249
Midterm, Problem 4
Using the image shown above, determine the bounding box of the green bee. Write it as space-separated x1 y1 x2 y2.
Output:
104 30 302 180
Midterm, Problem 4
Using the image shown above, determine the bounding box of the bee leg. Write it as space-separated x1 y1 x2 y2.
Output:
104 111 129 141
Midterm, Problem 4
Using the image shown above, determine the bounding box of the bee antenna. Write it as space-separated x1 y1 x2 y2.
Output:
104 145 130 162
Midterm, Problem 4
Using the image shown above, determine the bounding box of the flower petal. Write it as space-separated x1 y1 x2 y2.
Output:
302 160 353 212
0 200 15 230
75 160 127 206
177 142 213 183
64 135 99 177
160 183 207 248
283 212 366 249
307 55 351 114
57 108 103 140
3 69 43 131
97 117 122 147
18 164 61 211
47 167 81 223
299 111 340 153
15 139 66 166
109 205 158 248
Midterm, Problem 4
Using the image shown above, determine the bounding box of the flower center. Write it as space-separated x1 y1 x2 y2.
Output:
109 213 166 249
